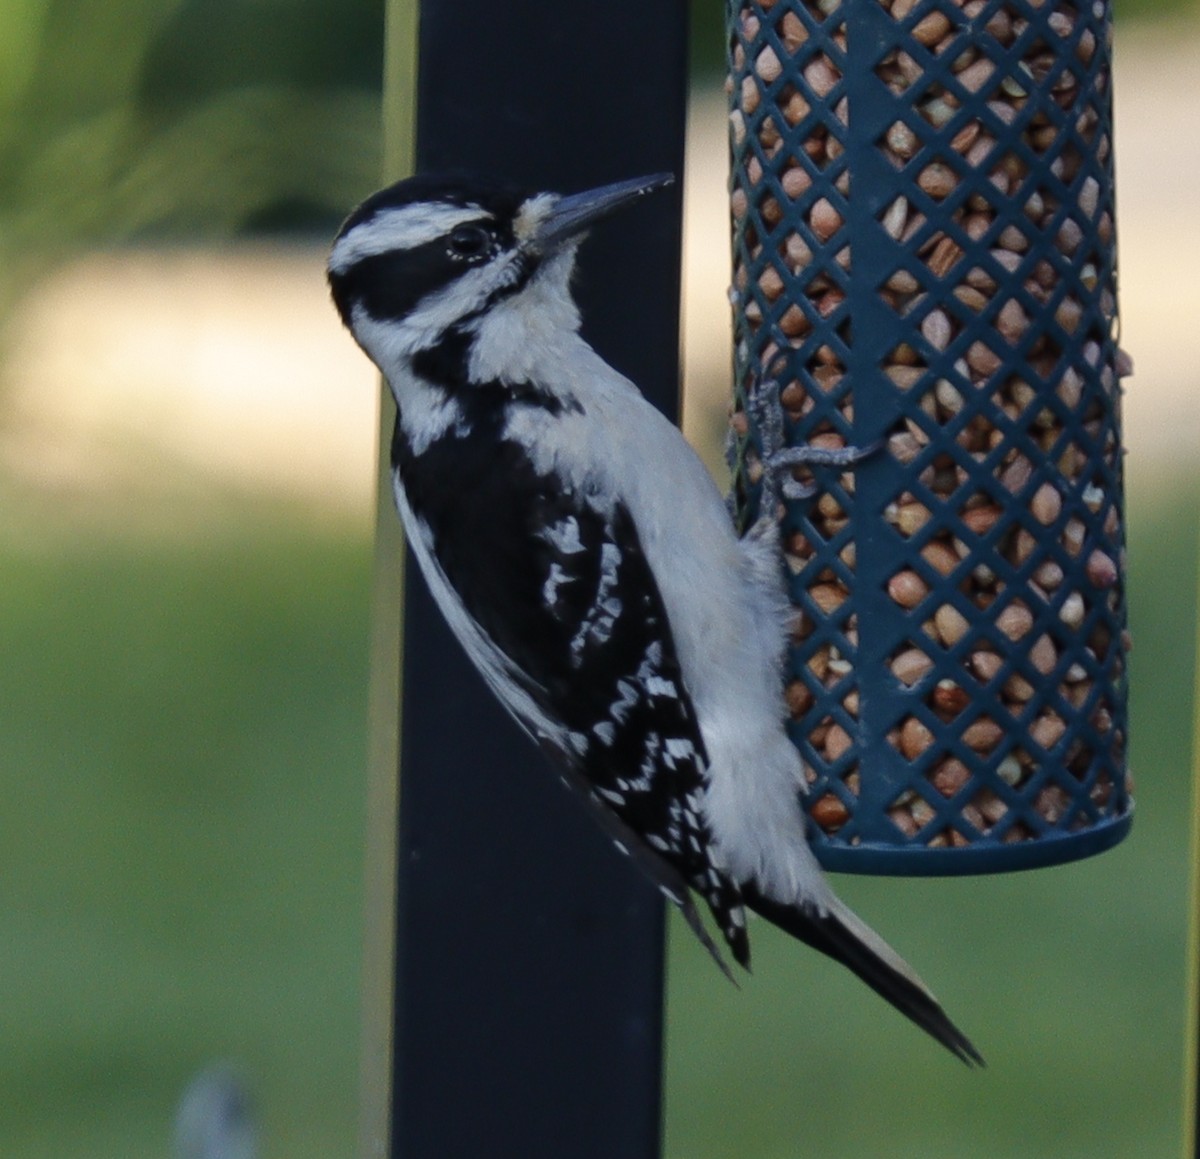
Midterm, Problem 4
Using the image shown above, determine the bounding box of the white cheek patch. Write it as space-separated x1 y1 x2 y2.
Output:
349 251 528 365
401 253 527 346
329 203 486 273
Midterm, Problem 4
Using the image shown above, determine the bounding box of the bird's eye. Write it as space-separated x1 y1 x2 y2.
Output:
447 225 492 260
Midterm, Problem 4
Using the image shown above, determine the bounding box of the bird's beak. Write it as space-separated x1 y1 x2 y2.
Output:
535 173 675 251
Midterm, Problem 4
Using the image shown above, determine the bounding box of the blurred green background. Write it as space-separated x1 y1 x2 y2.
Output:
1 0 1198 1156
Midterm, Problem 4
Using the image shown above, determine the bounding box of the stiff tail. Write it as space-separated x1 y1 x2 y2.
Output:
743 884 984 1066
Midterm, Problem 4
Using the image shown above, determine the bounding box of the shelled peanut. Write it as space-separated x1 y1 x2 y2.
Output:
729 0 1131 846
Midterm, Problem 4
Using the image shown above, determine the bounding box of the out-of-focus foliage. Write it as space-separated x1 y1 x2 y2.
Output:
0 0 383 313
0 506 372 1157
0 0 1189 312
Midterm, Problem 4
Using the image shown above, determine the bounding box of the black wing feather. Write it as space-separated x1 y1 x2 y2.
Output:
395 407 749 966
742 884 984 1066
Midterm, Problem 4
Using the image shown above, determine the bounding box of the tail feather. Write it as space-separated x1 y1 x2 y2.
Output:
743 884 984 1066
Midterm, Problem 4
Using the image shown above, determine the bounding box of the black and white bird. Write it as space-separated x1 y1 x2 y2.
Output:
328 171 981 1065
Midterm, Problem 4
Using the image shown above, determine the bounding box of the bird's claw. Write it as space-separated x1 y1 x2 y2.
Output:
746 374 880 510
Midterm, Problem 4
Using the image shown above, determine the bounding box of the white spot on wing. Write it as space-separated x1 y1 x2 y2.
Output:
609 679 639 725
665 738 695 764
639 641 663 673
644 675 677 699
540 516 586 555
542 562 573 608
568 538 624 663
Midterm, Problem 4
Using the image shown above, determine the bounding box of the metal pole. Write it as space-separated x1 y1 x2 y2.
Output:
363 3 690 1156
357 4 417 1154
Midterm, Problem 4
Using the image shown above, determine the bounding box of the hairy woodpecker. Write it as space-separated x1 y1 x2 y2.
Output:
328 172 981 1065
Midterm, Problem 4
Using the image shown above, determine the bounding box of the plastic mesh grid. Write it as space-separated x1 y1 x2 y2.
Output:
726 0 1133 872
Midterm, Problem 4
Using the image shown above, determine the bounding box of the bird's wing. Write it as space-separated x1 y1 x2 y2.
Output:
394 429 749 968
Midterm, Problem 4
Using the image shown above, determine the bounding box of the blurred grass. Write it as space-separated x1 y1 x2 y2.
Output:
0 468 1193 1155
0 501 373 1157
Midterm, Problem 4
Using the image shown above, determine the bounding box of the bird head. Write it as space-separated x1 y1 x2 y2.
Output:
327 172 674 374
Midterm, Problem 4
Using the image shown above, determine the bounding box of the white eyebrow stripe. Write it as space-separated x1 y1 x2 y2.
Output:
329 203 487 272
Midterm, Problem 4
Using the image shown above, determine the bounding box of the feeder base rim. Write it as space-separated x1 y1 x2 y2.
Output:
812 811 1134 876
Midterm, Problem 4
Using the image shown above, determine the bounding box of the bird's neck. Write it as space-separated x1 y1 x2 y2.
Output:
385 328 588 465
460 259 583 388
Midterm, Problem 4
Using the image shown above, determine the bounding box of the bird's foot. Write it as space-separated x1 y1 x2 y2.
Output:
747 374 880 506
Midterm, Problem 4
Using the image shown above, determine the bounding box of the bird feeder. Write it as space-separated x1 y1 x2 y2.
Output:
726 0 1133 873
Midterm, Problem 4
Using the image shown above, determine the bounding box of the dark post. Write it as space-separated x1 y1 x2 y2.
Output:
368 3 690 1157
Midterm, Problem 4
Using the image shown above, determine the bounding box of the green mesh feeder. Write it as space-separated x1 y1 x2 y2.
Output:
726 0 1133 873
